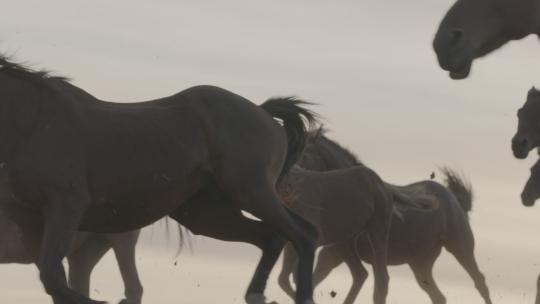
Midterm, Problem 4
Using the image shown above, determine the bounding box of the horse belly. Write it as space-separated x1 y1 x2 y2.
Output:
82 173 208 233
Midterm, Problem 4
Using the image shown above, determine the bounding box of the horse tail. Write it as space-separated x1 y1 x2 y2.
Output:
260 97 318 179
387 183 440 212
440 167 473 212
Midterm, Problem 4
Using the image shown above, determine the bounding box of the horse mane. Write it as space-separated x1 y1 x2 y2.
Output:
306 127 364 167
0 53 70 84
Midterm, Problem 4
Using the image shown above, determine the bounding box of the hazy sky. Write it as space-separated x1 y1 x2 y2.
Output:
2 0 540 303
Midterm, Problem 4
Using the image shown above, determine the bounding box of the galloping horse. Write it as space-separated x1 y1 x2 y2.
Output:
0 212 143 304
433 0 540 79
0 55 318 304
278 131 491 304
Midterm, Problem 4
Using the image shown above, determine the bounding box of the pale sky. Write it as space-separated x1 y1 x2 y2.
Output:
1 0 540 303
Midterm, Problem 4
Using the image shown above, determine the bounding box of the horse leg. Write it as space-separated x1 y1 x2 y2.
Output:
170 195 285 304
38 192 106 304
288 245 345 298
67 235 111 298
367 223 389 304
277 242 298 299
446 227 492 304
226 184 317 304
447 243 492 304
535 274 540 304
409 252 446 304
312 245 344 288
338 240 369 304
107 231 143 304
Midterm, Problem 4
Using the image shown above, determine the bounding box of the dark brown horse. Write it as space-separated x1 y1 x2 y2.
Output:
0 208 142 304
512 88 540 163
278 132 491 304
0 55 318 304
433 0 540 79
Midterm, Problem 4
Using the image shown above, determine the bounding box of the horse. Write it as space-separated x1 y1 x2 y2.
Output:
274 163 437 304
512 87 540 163
433 0 540 79
0 208 142 304
278 131 491 304
0 54 319 304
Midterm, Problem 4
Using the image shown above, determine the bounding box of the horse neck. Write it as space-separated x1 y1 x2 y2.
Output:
0 74 55 162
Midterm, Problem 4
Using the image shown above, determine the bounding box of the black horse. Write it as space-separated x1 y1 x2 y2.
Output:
0 55 318 304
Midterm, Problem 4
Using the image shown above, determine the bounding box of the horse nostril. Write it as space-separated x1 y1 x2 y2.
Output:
513 137 527 147
449 29 464 47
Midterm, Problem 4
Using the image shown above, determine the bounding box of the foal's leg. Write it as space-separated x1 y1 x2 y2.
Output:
107 231 143 304
277 242 298 298
312 245 344 289
409 252 446 304
39 192 106 304
287 245 345 299
67 235 111 298
338 241 369 304
170 196 285 304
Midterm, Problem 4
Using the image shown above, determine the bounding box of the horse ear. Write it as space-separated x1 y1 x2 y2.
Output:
529 86 539 95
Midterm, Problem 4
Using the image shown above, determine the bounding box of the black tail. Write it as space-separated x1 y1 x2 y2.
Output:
440 167 473 212
260 97 318 179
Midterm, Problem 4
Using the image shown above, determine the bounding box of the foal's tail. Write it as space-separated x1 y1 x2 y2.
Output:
441 167 473 212
260 97 318 179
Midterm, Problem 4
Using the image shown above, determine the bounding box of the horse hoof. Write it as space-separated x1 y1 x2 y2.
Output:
118 299 140 304
246 293 266 304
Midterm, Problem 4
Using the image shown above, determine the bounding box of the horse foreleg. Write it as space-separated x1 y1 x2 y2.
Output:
38 192 106 304
108 231 143 304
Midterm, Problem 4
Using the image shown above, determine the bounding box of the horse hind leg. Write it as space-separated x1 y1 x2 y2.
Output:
67 235 111 298
409 253 446 304
169 194 286 304
277 242 298 299
446 236 492 304
338 240 369 304
312 245 344 288
107 231 143 304
226 184 317 304
366 217 390 304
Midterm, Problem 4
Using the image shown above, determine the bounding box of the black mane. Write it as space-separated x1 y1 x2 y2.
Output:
302 127 364 170
0 53 69 83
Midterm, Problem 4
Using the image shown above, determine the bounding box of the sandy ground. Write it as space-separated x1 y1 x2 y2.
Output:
0 217 538 304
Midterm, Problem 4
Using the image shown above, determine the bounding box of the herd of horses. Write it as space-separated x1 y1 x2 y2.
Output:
0 0 540 303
